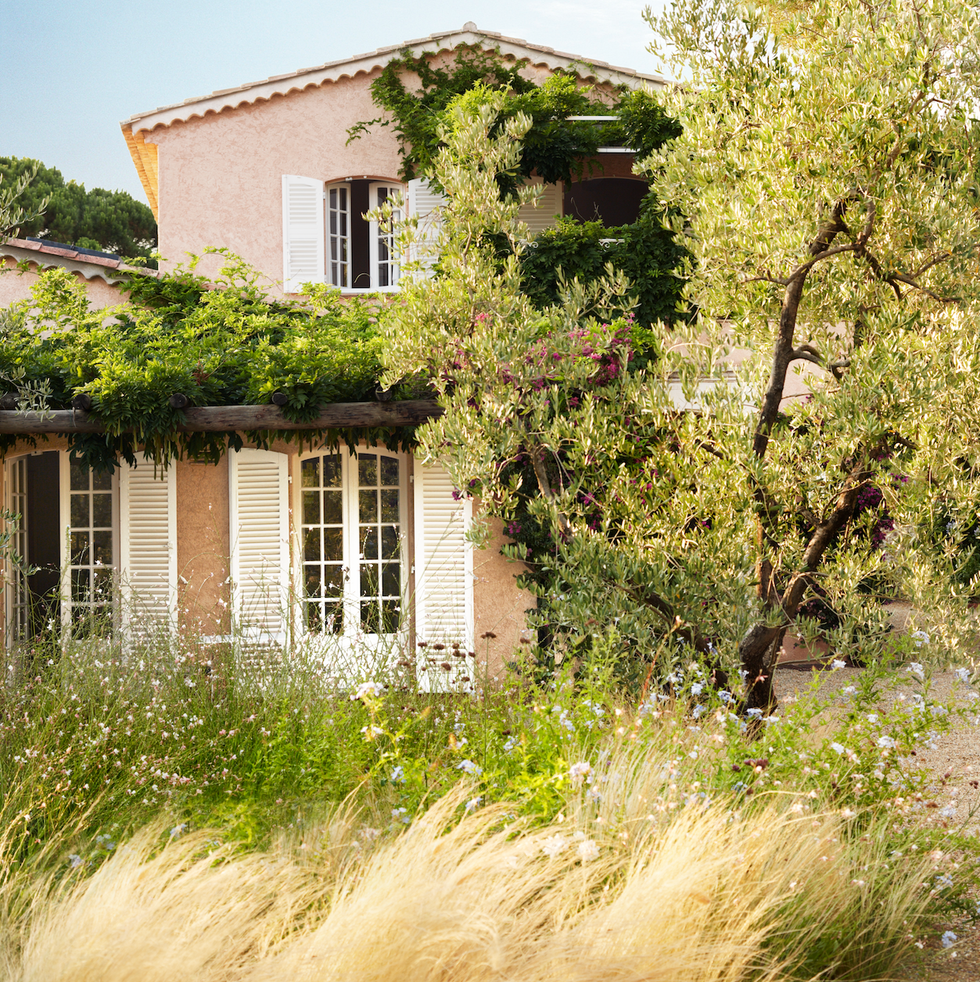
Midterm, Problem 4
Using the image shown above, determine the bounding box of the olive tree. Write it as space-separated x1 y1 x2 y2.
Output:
385 0 980 707
641 0 980 706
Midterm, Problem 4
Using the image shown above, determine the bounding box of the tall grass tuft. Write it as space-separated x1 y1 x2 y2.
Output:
7 823 317 982
2 786 935 982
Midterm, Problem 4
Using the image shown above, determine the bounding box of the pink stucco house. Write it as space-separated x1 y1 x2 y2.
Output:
0 26 664 682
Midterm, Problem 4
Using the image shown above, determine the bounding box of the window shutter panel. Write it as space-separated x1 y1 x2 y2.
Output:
282 175 325 293
406 178 446 276
413 459 473 690
229 449 289 643
518 181 562 238
119 454 177 629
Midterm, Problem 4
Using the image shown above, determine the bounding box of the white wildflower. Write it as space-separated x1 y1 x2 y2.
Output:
352 681 385 700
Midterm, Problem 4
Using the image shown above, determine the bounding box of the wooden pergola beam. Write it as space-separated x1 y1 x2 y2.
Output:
0 400 443 435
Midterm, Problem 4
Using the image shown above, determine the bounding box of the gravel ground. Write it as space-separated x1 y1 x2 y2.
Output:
773 664 980 982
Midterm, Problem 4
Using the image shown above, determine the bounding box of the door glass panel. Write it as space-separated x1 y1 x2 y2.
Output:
358 454 377 486
301 450 402 640
359 489 377 523
380 489 399 523
70 494 89 528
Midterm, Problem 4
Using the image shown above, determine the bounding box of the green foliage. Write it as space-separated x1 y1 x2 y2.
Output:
0 252 417 470
638 0 980 702
351 46 686 326
349 48 679 189
2 625 978 971
0 160 46 241
519 210 688 329
381 19 980 699
0 156 157 265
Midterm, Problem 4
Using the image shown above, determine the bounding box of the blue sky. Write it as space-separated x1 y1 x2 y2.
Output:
0 0 668 207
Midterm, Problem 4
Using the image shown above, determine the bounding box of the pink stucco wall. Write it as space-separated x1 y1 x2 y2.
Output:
141 54 623 293
147 70 404 289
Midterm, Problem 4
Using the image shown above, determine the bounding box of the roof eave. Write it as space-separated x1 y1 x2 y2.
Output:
121 27 668 137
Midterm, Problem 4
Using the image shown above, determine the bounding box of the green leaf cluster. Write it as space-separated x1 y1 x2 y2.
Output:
0 252 416 470
351 47 685 330
519 210 688 331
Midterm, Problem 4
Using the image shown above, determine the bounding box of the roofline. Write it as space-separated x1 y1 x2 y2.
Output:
1 238 153 285
121 26 668 136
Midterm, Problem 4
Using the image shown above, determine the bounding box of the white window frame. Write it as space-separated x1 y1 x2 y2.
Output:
4 451 177 646
282 176 403 294
292 447 408 643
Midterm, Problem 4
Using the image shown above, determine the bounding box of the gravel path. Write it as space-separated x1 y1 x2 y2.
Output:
773 664 980 982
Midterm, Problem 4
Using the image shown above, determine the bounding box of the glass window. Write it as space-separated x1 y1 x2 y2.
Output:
300 450 403 637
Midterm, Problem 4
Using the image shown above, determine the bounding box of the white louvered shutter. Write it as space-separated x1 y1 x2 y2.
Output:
119 454 177 630
518 181 562 238
282 175 325 293
413 459 473 690
406 178 447 277
229 449 289 643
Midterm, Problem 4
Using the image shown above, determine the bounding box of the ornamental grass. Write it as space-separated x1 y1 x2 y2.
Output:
2 788 935 982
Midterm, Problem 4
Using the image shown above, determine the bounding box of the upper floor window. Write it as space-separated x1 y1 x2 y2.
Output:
282 176 401 293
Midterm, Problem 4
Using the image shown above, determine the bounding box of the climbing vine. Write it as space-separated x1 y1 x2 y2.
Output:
0 252 424 470
349 45 686 326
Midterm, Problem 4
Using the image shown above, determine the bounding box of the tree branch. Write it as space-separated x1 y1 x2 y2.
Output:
789 343 823 367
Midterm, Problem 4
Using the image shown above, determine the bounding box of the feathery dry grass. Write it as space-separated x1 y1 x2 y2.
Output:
1 780 935 982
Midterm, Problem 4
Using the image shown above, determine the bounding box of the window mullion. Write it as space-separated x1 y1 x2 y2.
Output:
342 450 358 636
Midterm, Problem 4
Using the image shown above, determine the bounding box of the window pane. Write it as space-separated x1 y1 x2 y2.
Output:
361 528 377 560
326 600 342 634
322 455 342 487
304 565 321 599
380 489 399 523
70 460 88 491
70 532 89 565
92 469 112 492
301 458 319 487
303 490 320 525
304 529 321 562
307 601 322 633
361 563 378 597
360 599 379 634
70 494 89 528
93 530 112 566
71 568 91 602
322 489 342 524
358 454 377 486
93 567 113 600
359 489 377 523
381 526 398 560
324 528 343 562
382 562 399 597
381 599 400 634
380 456 399 486
92 494 112 528
324 565 344 596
